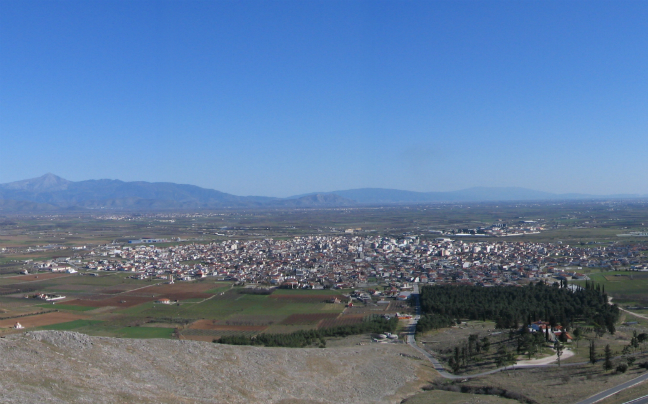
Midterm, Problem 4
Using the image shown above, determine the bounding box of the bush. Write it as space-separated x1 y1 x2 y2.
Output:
616 363 628 373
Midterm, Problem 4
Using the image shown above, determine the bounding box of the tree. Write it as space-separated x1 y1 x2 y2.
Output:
506 349 518 369
468 334 479 357
604 344 613 371
573 327 582 348
639 333 648 352
527 339 538 359
559 329 569 343
449 357 461 373
461 345 468 366
589 340 597 365
496 345 507 368
606 320 616 335
628 356 636 367
481 336 491 354
454 346 461 370
554 340 564 366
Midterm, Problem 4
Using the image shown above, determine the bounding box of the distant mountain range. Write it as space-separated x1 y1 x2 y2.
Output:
0 174 355 211
292 187 645 204
0 173 644 212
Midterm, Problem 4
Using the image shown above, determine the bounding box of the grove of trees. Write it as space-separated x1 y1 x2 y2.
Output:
416 281 619 333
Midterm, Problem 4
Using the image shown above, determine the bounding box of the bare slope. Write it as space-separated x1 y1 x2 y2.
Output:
0 331 423 404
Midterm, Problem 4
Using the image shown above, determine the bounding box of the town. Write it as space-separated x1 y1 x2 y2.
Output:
30 235 648 290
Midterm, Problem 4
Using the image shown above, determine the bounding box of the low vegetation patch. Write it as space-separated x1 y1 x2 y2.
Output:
217 315 397 348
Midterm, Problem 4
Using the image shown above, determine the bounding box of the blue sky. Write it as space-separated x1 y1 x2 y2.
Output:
1 1 647 197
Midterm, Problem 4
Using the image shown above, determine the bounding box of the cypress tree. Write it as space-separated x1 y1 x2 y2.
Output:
589 340 596 365
604 344 613 371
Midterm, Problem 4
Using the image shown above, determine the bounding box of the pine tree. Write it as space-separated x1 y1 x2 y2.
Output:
481 336 490 354
604 344 613 371
589 340 596 365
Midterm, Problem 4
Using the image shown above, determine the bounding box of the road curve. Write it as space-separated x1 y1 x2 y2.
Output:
407 283 588 379
408 287 648 403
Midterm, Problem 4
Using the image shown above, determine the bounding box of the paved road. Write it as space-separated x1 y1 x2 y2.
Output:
623 394 648 404
575 372 648 404
406 284 588 379
408 288 648 402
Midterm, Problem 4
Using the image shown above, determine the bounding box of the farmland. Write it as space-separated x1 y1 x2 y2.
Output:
0 271 404 342
3 201 648 346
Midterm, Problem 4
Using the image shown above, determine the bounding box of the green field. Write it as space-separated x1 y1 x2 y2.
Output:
116 326 175 339
121 292 345 320
40 320 105 331
0 282 352 340
37 303 97 311
205 284 232 294
575 271 648 304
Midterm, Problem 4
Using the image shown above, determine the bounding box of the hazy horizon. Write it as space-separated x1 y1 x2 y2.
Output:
2 1 647 197
2 172 646 200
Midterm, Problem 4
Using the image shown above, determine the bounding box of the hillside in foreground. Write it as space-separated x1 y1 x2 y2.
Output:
0 331 426 404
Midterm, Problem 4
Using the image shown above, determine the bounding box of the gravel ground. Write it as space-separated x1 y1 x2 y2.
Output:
0 331 425 404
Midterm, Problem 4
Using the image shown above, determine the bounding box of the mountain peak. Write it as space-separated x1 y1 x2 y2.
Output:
1 173 71 192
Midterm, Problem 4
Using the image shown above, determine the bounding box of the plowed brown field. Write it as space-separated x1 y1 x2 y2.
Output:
0 312 85 328
318 314 365 328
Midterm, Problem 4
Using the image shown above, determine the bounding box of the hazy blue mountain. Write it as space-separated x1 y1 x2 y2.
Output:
0 199 59 212
1 174 646 212
2 173 71 192
0 174 350 210
274 193 356 207
291 187 646 204
0 174 271 209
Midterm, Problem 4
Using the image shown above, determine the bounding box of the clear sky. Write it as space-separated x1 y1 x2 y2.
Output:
1 1 647 197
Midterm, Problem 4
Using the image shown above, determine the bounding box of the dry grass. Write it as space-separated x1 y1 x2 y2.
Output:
597 377 648 403
403 390 518 404
456 360 648 404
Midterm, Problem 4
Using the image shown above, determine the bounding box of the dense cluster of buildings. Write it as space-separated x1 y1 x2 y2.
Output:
438 220 544 237
33 236 648 289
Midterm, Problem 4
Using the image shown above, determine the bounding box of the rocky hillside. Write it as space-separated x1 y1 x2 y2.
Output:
0 331 427 404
